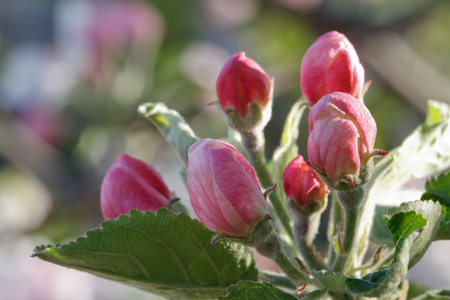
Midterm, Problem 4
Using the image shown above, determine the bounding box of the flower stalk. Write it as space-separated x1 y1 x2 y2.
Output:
240 130 294 242
254 230 322 290
332 186 365 273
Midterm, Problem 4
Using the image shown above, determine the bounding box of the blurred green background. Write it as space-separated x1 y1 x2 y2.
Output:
1 0 449 299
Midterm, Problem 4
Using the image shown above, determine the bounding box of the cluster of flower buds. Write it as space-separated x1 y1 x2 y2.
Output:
99 31 386 246
100 154 173 219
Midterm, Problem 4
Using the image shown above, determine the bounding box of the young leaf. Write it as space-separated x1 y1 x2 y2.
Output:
384 211 427 251
138 102 199 165
384 200 442 269
32 209 258 300
313 202 438 298
312 230 415 298
421 171 450 240
424 171 450 204
217 281 297 300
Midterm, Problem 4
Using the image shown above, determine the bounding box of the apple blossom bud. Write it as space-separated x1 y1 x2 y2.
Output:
101 154 172 219
300 31 364 105
307 92 387 188
216 52 273 130
187 139 269 238
283 155 328 214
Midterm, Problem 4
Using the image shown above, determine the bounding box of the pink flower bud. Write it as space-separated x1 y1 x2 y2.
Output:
216 52 272 117
307 92 382 185
101 154 172 219
283 155 328 208
187 139 268 238
300 31 364 105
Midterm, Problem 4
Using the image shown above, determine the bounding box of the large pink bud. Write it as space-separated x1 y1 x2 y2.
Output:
216 52 273 118
187 139 268 238
307 92 386 187
283 155 328 212
300 31 364 105
101 154 172 219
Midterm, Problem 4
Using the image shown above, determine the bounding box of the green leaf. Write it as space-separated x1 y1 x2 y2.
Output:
384 211 427 251
421 171 450 240
270 100 308 208
33 209 258 300
384 200 441 268
424 171 450 205
217 281 297 300
138 102 199 165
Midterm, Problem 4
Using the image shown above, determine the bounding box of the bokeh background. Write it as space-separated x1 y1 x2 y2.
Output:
1 0 450 299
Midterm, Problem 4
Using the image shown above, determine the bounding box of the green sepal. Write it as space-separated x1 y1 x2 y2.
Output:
32 208 258 300
221 216 274 248
138 102 199 165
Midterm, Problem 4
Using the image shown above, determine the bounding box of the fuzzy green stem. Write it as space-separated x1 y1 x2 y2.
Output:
294 214 328 271
332 186 365 273
255 231 321 289
326 192 341 267
241 130 294 242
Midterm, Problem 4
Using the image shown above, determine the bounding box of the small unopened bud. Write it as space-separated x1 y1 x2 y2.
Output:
307 92 387 188
187 139 269 238
216 52 274 130
283 155 329 215
100 154 172 219
300 31 364 105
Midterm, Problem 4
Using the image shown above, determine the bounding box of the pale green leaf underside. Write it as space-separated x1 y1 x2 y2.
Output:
217 281 297 300
33 209 258 299
366 100 450 251
366 100 450 207
138 102 199 165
